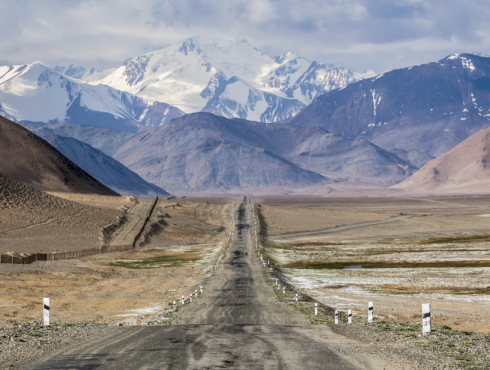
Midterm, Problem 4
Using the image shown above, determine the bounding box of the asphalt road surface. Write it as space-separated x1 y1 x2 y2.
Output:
28 201 397 370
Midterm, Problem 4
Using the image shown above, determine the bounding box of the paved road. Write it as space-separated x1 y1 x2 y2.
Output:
28 201 394 370
272 215 411 240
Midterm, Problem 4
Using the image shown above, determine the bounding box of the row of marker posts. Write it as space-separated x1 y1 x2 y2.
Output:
250 199 433 334
176 203 236 313
40 202 243 326
42 287 208 325
172 286 204 311
176 285 204 309
329 301 431 334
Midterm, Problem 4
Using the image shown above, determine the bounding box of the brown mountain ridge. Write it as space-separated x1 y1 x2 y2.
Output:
0 116 117 195
393 127 490 193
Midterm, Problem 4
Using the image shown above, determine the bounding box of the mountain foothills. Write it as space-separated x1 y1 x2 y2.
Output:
25 113 415 195
393 127 490 193
56 36 375 123
0 116 117 195
289 53 490 158
0 62 184 132
42 135 170 197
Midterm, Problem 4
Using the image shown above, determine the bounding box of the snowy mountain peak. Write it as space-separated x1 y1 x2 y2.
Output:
55 35 374 123
0 61 184 132
54 64 88 79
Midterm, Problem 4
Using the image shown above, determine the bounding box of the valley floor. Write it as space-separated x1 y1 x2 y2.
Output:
0 197 234 328
254 195 490 335
2 194 490 368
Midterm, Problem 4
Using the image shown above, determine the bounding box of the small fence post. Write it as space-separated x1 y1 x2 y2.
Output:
335 309 339 324
173 301 176 311
295 294 298 302
368 302 374 323
348 310 352 324
315 303 318 316
181 296 184 305
200 286 203 294
43 298 50 326
422 303 431 335
195 290 198 298
190 294 192 303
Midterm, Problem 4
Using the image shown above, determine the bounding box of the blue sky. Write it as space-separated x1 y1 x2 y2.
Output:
1 0 489 73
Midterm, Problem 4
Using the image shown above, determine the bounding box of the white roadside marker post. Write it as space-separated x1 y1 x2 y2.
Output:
190 294 192 303
195 290 198 298
368 302 374 323
200 286 203 294
295 294 298 302
335 309 339 324
315 303 318 316
275 279 278 285
43 298 50 326
173 301 176 311
181 296 185 306
348 310 352 324
283 287 285 294
422 303 431 335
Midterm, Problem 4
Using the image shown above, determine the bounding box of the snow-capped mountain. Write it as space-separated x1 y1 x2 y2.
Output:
289 53 490 158
0 62 184 132
66 36 374 123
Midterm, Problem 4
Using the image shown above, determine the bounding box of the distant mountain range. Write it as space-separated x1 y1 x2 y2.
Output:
5 39 490 195
24 113 415 195
289 53 490 158
54 36 374 124
0 62 184 132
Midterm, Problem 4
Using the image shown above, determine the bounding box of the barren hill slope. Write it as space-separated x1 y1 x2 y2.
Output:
43 135 170 197
393 127 490 192
0 172 125 253
0 116 118 195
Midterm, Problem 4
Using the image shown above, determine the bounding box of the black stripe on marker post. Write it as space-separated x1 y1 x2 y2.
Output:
368 307 373 311
44 305 50 311
423 313 430 319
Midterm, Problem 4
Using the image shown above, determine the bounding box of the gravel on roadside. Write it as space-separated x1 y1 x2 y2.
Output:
0 322 115 369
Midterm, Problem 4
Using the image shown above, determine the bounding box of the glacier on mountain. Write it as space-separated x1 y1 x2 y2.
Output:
0 62 184 132
64 36 374 123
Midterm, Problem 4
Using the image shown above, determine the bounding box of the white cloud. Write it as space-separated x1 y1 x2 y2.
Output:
1 0 490 73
